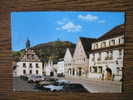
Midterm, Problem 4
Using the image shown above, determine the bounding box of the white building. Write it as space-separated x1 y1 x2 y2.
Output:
71 37 95 77
88 24 124 81
56 60 65 74
64 48 74 76
13 39 43 77
13 49 43 77
44 59 55 76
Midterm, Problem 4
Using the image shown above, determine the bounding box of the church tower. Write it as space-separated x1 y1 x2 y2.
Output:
25 38 31 50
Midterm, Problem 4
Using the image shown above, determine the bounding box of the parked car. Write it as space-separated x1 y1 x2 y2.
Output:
62 83 88 92
34 78 58 89
43 84 64 92
28 75 44 83
20 75 28 81
57 73 65 77
56 79 71 85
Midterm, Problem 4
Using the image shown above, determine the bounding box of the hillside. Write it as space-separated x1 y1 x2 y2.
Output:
12 40 76 64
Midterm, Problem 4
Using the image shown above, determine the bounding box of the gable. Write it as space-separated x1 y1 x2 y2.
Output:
73 40 87 59
64 48 73 60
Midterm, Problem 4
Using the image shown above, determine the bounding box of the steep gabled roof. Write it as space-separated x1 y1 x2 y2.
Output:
69 48 75 57
21 49 40 62
80 37 96 57
98 24 125 41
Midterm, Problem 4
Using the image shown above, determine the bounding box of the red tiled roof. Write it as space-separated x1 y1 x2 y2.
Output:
97 24 125 41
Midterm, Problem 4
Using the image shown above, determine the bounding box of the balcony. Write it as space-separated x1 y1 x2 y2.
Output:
97 57 101 61
105 56 113 60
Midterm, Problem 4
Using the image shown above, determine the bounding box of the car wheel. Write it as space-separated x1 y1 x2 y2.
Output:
52 90 56 92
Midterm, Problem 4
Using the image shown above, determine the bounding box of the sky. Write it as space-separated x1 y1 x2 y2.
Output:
11 11 125 51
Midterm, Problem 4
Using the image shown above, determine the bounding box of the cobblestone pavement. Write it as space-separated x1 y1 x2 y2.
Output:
63 77 122 93
13 77 122 93
13 77 40 92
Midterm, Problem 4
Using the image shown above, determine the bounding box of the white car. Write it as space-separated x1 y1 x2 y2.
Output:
56 80 71 84
28 75 44 83
43 85 64 91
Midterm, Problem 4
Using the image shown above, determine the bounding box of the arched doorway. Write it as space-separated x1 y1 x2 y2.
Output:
106 68 112 80
50 72 54 76
72 69 75 76
78 68 82 76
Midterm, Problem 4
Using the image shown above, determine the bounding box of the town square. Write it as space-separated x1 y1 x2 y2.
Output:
12 12 124 92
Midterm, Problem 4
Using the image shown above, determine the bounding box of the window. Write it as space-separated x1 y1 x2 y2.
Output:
98 66 102 73
119 38 121 44
73 69 75 75
105 51 113 60
93 66 97 73
112 40 115 45
36 63 39 68
29 70 32 74
103 42 106 48
92 54 95 61
97 52 101 61
32 54 34 58
96 43 98 49
83 58 85 62
109 41 111 46
105 51 109 60
29 63 32 68
23 70 26 74
117 67 120 74
90 67 92 72
100 43 102 48
119 49 122 56
36 70 39 74
110 50 113 60
23 63 26 68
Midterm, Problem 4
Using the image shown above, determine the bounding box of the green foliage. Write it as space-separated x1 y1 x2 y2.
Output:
12 41 75 63
33 41 75 63
12 50 25 62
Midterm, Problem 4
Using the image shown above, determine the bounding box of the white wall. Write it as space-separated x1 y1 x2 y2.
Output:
14 62 43 77
88 35 124 81
57 61 65 74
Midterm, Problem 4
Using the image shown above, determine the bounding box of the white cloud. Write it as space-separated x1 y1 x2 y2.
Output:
56 22 82 32
78 14 98 22
98 20 106 24
56 18 68 25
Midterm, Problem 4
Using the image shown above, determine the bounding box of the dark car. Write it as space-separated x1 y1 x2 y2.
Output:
62 83 88 92
57 73 65 77
34 78 58 90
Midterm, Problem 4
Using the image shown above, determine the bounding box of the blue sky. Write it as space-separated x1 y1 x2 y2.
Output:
11 11 125 51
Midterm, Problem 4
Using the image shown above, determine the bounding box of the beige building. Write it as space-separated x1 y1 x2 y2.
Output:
67 37 95 77
88 24 124 81
44 59 55 76
64 48 74 76
13 49 43 77
64 24 124 81
13 39 43 77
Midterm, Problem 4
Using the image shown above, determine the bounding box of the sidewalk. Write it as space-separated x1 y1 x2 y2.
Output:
64 76 122 93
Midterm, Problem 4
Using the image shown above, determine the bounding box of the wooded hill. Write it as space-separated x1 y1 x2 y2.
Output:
12 40 76 64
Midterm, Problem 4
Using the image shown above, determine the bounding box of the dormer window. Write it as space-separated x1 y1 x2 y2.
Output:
112 40 115 45
103 42 106 48
96 44 98 49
